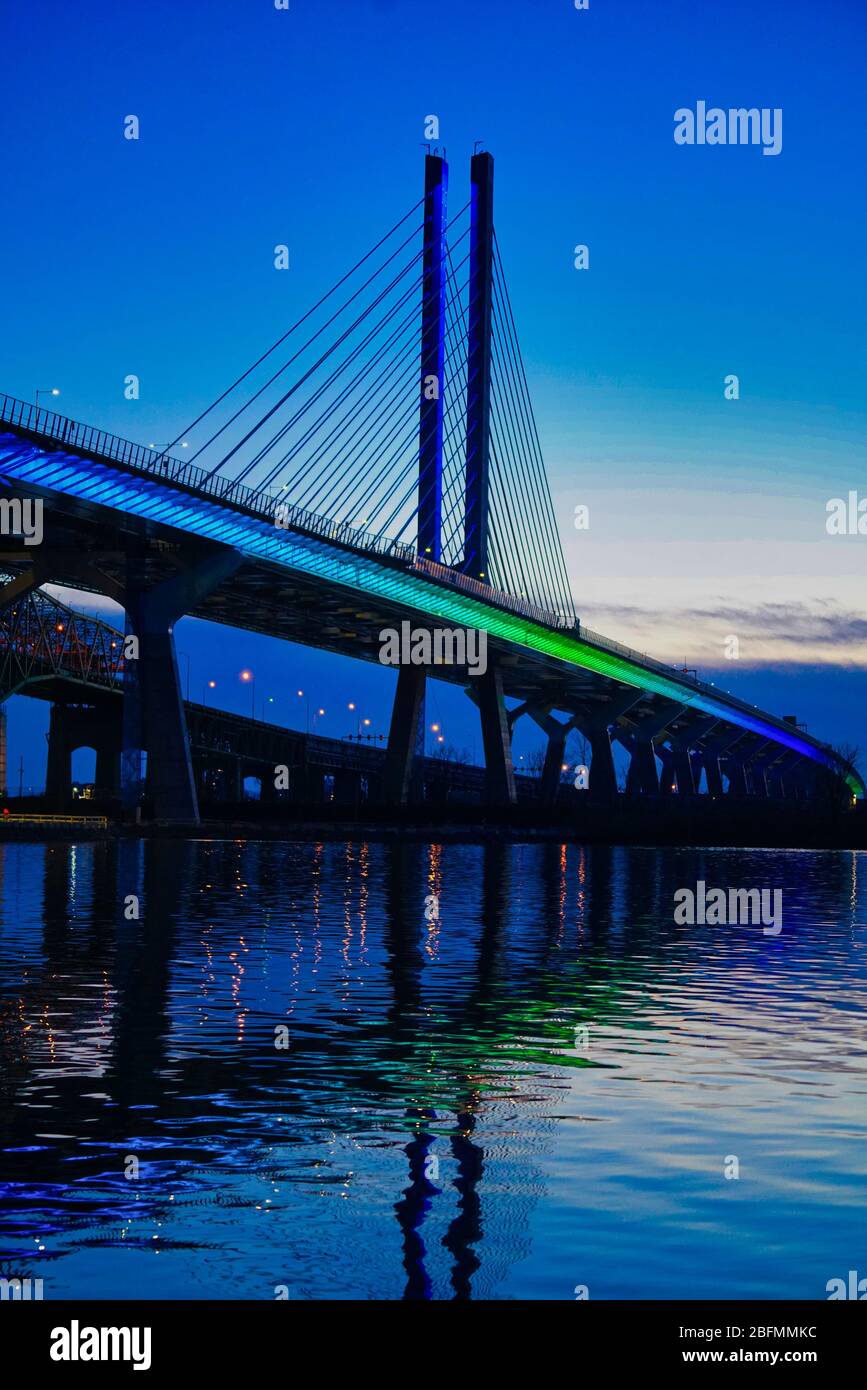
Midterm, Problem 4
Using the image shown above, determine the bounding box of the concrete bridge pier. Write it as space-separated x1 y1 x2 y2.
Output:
569 690 641 800
577 722 619 800
96 743 121 798
743 742 776 797
540 724 568 805
519 706 569 808
333 768 362 806
621 702 681 796
121 548 242 823
724 752 750 797
624 738 659 796
45 705 72 807
657 745 678 795
46 702 122 806
703 753 724 798
669 718 718 796
765 752 796 799
383 666 427 807
786 759 818 801
476 668 517 805
655 745 691 800
701 730 744 797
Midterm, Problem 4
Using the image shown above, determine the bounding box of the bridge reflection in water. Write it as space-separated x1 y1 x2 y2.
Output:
0 839 866 1299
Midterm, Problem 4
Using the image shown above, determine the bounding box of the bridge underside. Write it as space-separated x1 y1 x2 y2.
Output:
0 427 860 822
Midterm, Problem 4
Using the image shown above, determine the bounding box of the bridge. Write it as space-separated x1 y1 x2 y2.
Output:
0 151 861 822
0 579 509 808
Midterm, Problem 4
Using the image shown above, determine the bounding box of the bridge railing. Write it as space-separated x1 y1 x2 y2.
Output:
410 558 844 754
412 557 578 631
413 556 693 681
0 394 415 566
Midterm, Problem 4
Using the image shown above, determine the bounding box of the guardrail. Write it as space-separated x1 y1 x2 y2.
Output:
0 393 414 566
1 813 109 827
410 558 842 758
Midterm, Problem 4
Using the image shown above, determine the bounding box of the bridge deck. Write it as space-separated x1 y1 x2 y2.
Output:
0 394 861 798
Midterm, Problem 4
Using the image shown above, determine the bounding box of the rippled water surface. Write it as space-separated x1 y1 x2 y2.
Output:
1 838 865 1300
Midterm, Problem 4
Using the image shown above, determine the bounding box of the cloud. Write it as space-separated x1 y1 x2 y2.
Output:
583 597 867 668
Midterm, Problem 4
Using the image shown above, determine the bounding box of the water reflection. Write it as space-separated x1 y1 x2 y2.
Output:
1 839 865 1299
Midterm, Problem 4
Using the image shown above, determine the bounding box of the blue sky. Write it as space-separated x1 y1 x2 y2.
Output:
1 0 865 786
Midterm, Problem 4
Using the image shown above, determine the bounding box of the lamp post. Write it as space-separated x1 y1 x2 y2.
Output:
35 387 60 413
297 689 309 735
148 440 189 455
203 679 216 705
239 669 255 718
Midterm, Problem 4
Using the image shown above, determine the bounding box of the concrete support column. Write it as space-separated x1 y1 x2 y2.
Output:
122 548 241 823
625 738 659 796
477 667 516 805
702 731 743 797
704 756 724 798
672 747 695 795
0 703 6 797
586 727 618 800
690 750 705 790
725 756 749 796
787 759 818 801
384 666 427 806
334 769 361 805
744 742 774 798
46 704 72 807
667 718 718 796
661 750 680 795
620 701 683 797
765 753 796 799
95 743 120 797
572 688 642 801
521 705 568 808
122 595 196 821
540 726 567 806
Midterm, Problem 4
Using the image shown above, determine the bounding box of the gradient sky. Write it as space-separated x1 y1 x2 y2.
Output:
1 0 865 787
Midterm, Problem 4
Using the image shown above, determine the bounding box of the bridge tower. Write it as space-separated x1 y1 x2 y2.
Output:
462 150 495 583
418 152 448 563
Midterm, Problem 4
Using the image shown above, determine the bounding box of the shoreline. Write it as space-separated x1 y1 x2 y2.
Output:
1 804 864 851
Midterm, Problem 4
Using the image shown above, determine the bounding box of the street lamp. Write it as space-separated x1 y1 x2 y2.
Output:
239 669 255 718
35 387 60 412
297 689 309 734
348 702 367 738
203 678 216 705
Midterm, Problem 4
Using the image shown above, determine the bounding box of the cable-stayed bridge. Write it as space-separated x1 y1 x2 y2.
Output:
0 152 861 822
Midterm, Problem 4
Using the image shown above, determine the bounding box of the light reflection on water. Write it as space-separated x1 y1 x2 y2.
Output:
0 839 865 1300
